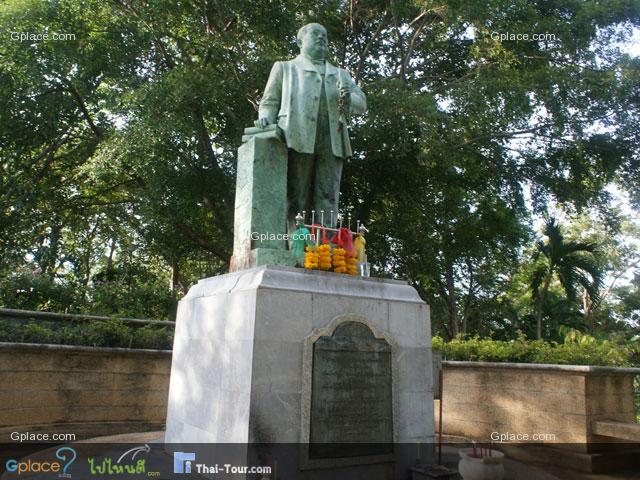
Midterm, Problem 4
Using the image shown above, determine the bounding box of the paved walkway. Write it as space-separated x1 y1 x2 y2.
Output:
438 445 640 480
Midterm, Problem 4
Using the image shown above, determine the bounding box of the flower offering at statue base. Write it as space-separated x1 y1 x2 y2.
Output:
317 243 332 270
304 245 319 269
332 247 347 273
291 224 314 266
346 253 357 275
294 212 371 276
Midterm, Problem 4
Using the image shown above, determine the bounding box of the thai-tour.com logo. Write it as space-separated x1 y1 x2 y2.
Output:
173 451 272 476
5 446 76 477
173 452 196 473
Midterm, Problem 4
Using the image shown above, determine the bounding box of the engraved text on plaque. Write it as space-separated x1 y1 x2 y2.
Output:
309 321 393 458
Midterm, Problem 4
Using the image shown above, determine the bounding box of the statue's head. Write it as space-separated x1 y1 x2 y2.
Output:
297 23 328 60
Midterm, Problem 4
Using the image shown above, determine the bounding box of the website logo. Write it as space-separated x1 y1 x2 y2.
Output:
56 447 77 478
5 447 76 476
87 444 158 476
173 452 196 474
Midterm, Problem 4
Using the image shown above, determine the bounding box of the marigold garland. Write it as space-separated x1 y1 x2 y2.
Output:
332 247 347 273
304 245 319 269
345 253 357 275
303 232 365 276
317 243 332 270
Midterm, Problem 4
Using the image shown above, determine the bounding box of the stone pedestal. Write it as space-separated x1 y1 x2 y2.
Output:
165 266 435 479
230 126 295 271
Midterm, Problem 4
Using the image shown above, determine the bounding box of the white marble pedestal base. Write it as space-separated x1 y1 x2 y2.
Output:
165 266 435 479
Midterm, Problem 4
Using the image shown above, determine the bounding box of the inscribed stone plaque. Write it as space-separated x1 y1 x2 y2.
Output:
309 321 393 458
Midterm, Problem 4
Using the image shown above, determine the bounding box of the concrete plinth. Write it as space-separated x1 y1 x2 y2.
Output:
165 266 435 479
231 126 292 272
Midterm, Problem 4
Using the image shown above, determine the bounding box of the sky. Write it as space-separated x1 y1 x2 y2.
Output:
624 27 640 56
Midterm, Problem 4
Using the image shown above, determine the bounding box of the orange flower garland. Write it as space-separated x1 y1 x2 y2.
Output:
304 245 319 269
332 247 347 273
345 253 357 275
317 244 332 270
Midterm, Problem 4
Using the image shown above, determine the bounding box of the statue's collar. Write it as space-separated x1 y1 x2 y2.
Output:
295 55 337 76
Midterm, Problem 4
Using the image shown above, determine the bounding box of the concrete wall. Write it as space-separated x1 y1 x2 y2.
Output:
2 338 637 466
0 343 171 440
443 361 640 449
436 360 640 454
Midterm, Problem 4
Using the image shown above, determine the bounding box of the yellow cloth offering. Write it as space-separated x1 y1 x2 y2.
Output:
354 235 366 263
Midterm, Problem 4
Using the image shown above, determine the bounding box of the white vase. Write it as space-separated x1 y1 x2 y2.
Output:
458 448 505 480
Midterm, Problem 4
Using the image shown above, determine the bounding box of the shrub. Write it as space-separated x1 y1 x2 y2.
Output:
0 320 19 342
131 324 174 350
0 271 81 312
432 331 635 367
21 322 57 344
0 319 173 349
85 319 132 348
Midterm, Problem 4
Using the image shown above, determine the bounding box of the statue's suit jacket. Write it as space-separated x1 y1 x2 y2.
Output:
258 54 366 158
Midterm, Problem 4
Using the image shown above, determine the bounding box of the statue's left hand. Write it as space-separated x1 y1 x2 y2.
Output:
254 118 271 129
339 85 351 104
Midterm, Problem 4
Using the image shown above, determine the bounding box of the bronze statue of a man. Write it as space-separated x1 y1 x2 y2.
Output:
255 23 366 229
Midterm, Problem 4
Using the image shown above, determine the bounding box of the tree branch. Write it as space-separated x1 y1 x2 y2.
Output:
461 259 475 333
110 0 175 69
453 123 557 149
176 222 230 264
587 257 640 316
355 11 390 82
400 15 429 82
66 84 102 138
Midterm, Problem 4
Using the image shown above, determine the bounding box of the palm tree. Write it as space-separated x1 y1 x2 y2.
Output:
530 218 603 339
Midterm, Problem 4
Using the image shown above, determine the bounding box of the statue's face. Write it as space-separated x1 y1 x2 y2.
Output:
299 24 327 60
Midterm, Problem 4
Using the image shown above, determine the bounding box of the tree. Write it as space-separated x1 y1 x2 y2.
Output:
561 209 640 332
1 0 639 325
530 218 603 339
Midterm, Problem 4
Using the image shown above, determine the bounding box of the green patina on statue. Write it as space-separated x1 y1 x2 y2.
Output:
256 23 367 230
231 22 366 271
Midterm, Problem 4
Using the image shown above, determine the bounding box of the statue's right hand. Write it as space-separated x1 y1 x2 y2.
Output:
254 118 271 129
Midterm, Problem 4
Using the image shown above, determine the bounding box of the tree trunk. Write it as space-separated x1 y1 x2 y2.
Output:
461 261 474 334
536 272 552 340
583 287 594 332
171 259 182 293
81 222 100 297
41 223 61 276
445 263 458 336
106 238 116 277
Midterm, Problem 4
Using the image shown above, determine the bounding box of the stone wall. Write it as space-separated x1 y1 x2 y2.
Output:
0 343 171 440
435 360 640 472
2 339 638 469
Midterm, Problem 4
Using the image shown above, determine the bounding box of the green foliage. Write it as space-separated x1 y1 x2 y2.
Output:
131 324 174 350
0 270 81 312
21 322 57 344
529 217 604 339
1 0 639 335
90 266 178 319
0 319 172 350
0 262 176 319
433 331 635 367
635 375 640 423
87 319 132 348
